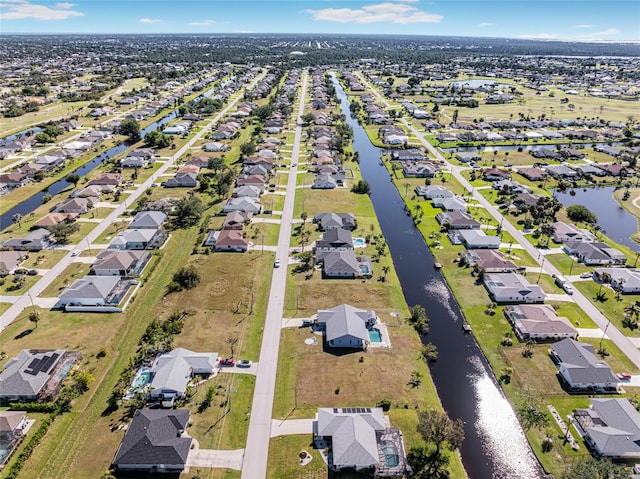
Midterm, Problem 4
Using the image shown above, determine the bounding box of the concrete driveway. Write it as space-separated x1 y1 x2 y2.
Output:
217 362 258 375
187 448 244 469
270 418 314 437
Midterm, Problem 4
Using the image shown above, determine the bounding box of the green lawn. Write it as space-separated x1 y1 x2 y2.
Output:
545 253 593 276
574 280 640 337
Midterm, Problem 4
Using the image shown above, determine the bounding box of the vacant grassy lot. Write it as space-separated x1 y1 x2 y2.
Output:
574 280 640 338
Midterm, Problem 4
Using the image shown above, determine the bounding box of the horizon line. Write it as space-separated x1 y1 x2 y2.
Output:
1 32 639 44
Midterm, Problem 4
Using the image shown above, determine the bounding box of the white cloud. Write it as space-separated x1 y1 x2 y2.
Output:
478 22 495 27
575 24 594 29
189 19 216 26
518 28 621 42
517 33 559 40
304 2 443 25
0 0 83 21
139 18 163 24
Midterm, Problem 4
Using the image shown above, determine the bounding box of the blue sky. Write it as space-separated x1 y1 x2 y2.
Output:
1 0 638 42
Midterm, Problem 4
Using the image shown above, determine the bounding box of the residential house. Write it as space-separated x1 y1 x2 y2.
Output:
129 211 167 230
236 174 267 189
517 167 547 182
453 229 501 249
57 276 131 309
91 250 150 277
436 211 481 230
593 268 640 294
214 230 251 252
462 249 519 273
312 173 338 189
233 185 262 198
315 407 409 475
574 399 640 459
162 122 189 135
401 161 437 178
3 229 53 252
0 411 28 465
315 229 354 254
70 184 111 200
317 304 377 349
483 273 546 304
111 409 192 473
222 197 261 215
530 147 563 160
109 229 167 250
222 211 252 230
163 172 198 188
434 196 467 212
321 250 371 278
0 349 80 402
148 348 218 405
492 180 532 194
482 168 511 182
0 172 30 194
0 251 25 276
391 150 425 161
552 222 595 244
568 242 626 266
573 164 606 177
455 152 481 163
88 173 122 187
545 165 578 179
415 184 453 200
550 338 619 392
202 141 228 152
54 197 92 214
598 163 627 177
503 304 578 342
313 213 357 231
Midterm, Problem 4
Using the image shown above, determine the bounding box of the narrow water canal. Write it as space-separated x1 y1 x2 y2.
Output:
0 81 225 231
332 74 543 479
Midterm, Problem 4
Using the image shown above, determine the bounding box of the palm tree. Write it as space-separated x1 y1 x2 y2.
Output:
12 213 23 228
624 301 640 329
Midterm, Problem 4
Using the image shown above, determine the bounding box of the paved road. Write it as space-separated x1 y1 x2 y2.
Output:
241 69 308 479
0 71 267 331
357 72 640 369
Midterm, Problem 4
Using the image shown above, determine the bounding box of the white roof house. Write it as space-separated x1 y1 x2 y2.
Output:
57 276 123 308
148 348 218 402
316 407 386 471
129 211 167 230
483 273 546 304
574 399 640 459
317 304 377 349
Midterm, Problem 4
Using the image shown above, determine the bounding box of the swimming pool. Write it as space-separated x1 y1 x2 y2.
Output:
132 369 151 389
353 237 367 248
368 327 383 343
359 264 370 274
381 441 399 467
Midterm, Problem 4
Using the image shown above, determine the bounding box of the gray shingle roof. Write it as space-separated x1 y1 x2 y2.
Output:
551 338 618 386
317 304 376 343
317 407 386 469
112 409 191 469
576 398 640 458
0 349 66 399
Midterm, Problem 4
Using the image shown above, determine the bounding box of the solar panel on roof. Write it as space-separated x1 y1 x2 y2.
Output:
26 359 39 370
366 408 371 413
39 353 59 374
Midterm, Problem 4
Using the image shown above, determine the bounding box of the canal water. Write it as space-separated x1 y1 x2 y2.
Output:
556 186 640 253
0 81 227 231
332 74 542 479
